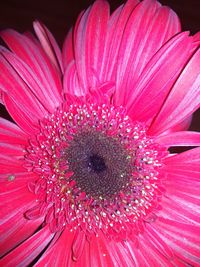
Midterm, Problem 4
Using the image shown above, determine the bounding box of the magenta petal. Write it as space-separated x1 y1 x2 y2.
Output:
63 61 84 96
150 218 200 266
164 147 200 167
0 48 48 112
73 0 110 92
0 117 28 145
62 28 74 70
160 148 200 224
127 239 174 267
0 181 41 257
89 232 117 266
126 32 193 122
72 230 86 261
149 48 200 135
0 215 42 258
34 229 75 266
114 0 180 105
1 29 63 104
33 21 64 74
99 0 139 83
0 47 58 114
3 93 40 134
0 226 54 267
155 131 200 147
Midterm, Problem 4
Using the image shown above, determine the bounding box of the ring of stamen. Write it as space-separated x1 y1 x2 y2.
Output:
25 102 167 239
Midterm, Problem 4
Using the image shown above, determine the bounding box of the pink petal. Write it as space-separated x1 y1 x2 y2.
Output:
62 8 86 70
72 230 86 261
0 46 58 114
149 217 200 266
164 115 192 133
1 29 62 104
99 0 139 83
0 49 51 133
0 142 25 156
158 148 200 225
0 117 28 145
0 182 35 218
34 229 75 266
73 0 110 92
126 32 193 122
155 131 200 147
62 28 74 70
0 226 54 267
89 232 118 266
0 214 42 257
0 152 27 176
163 147 200 167
148 47 200 135
3 93 39 134
120 238 174 267
33 20 64 74
0 179 42 257
114 0 180 105
63 61 83 96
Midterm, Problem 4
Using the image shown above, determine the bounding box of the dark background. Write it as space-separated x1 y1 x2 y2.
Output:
0 0 199 131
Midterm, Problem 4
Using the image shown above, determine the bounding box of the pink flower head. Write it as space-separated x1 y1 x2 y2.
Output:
0 0 200 266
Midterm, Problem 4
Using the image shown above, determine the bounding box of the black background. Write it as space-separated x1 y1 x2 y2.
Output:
0 0 199 131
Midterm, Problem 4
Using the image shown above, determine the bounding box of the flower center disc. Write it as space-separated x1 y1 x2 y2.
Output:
89 154 106 173
66 130 131 199
25 102 166 237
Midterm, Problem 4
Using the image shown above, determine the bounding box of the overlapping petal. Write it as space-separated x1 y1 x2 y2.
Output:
33 21 64 74
0 226 54 267
0 29 63 133
63 0 181 100
149 48 200 135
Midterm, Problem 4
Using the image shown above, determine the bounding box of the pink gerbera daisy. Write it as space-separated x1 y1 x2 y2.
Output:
0 0 200 266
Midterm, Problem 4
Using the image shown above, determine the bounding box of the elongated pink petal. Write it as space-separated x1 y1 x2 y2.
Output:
99 0 139 82
0 152 26 176
0 142 25 156
33 21 64 74
72 230 86 261
0 117 28 145
120 238 174 267
62 28 74 69
148 48 200 135
0 212 42 257
73 0 110 92
0 46 58 114
89 232 119 266
0 49 52 133
149 218 200 266
126 32 193 122
0 226 54 267
1 29 62 105
157 147 200 226
155 131 200 147
63 61 83 96
114 0 181 105
165 115 192 133
34 229 75 267
0 175 43 257
2 93 39 134
163 146 200 166
62 8 86 70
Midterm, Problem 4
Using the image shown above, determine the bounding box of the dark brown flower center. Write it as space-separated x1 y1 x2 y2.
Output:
66 129 132 199
88 154 107 173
